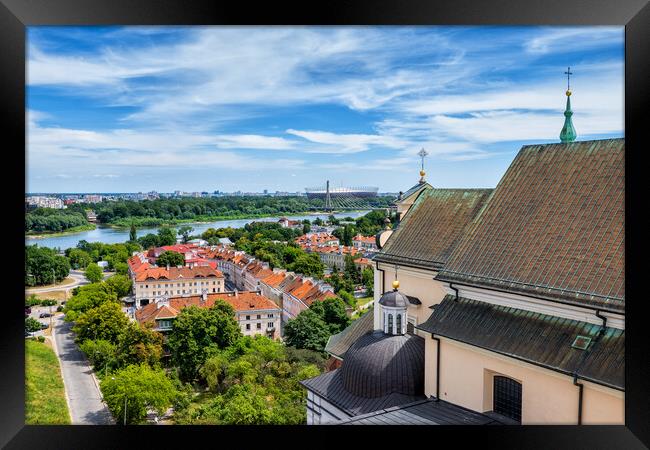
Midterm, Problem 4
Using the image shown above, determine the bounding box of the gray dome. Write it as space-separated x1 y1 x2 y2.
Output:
378 289 409 308
340 331 424 398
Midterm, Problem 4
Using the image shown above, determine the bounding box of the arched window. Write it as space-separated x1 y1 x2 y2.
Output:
493 376 522 422
396 314 402 334
387 314 393 334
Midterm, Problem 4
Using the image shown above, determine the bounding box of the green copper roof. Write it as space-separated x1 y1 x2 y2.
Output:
560 94 576 143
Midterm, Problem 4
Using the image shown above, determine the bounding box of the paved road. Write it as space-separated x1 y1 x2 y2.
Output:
26 270 115 295
52 315 115 425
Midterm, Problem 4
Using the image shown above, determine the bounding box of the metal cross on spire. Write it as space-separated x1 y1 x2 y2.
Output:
418 148 428 171
564 66 573 90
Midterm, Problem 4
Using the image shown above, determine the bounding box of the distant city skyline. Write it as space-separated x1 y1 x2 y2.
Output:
27 26 624 193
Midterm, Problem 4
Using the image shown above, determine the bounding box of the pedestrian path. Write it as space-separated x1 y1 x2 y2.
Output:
52 316 115 425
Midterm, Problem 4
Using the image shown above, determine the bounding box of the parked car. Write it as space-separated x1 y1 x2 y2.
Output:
40 323 49 330
39 312 53 318
25 306 32 316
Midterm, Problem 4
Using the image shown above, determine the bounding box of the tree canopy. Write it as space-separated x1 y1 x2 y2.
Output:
101 364 178 425
167 301 242 381
25 245 70 286
84 263 103 283
156 251 185 268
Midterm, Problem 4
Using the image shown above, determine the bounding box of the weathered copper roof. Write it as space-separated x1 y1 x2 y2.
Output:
325 311 375 358
417 295 624 390
437 139 624 312
375 188 492 269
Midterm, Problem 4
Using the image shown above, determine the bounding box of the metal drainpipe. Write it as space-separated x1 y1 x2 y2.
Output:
572 309 608 425
431 334 441 401
449 283 459 301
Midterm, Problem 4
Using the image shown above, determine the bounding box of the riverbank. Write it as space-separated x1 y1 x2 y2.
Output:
26 223 96 239
107 210 361 228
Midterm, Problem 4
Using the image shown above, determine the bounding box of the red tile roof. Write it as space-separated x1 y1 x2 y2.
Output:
135 291 281 326
135 265 223 282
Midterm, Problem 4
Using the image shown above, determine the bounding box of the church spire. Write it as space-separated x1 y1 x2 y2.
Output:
560 67 577 143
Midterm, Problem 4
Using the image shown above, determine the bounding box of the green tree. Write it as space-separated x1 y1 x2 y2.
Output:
311 297 350 334
79 339 117 373
25 245 70 286
114 262 128 275
283 309 331 353
312 217 324 226
167 301 242 381
157 227 177 246
63 282 117 321
66 248 92 270
337 289 356 307
25 317 42 333
287 253 324 278
115 322 164 368
137 233 159 249
129 223 137 242
302 221 311 234
84 263 103 283
101 364 177 425
362 267 374 298
104 274 133 298
156 251 185 268
73 301 129 344
178 225 194 244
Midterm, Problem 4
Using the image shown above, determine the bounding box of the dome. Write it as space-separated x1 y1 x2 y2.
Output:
378 289 409 308
340 331 425 398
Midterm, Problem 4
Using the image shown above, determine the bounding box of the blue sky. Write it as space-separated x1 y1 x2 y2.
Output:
26 26 624 193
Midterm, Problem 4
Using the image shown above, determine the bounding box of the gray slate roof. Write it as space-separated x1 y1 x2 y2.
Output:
417 295 624 390
378 289 410 308
337 398 503 425
325 310 374 358
300 369 425 417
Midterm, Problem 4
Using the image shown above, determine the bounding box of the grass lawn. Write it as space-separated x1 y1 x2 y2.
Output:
25 339 70 425
355 296 374 308
29 290 69 302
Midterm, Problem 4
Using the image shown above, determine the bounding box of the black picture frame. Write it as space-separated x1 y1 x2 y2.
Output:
2 0 648 448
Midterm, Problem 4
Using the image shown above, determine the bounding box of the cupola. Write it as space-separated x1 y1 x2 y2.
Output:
378 279 408 335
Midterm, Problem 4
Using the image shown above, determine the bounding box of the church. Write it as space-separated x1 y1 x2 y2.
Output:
301 76 624 425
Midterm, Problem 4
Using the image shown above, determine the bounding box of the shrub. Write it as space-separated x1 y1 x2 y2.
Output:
37 336 45 343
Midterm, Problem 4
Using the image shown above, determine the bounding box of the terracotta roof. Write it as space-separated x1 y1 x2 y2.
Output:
375 188 492 269
128 254 151 273
135 265 223 282
353 235 376 244
417 295 624 390
136 291 281 326
261 272 287 288
437 139 625 312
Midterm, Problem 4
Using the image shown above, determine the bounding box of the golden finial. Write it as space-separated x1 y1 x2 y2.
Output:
419 170 426 177
392 279 400 290
566 89 572 97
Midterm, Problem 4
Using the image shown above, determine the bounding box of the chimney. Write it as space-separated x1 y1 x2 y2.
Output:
166 264 170 271
234 289 238 298
201 289 208 303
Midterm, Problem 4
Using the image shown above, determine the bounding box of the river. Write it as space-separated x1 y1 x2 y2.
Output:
25 211 370 250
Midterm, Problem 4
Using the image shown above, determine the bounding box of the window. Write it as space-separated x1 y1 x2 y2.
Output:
493 376 522 423
145 284 148 288
268 322 274 328
396 314 402 334
246 315 250 320
246 323 250 330
257 323 261 329
217 288 220 292
388 314 393 334
268 313 274 318
257 314 261 319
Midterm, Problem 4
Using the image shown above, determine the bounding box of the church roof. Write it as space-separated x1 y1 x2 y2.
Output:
300 369 425 417
325 310 375 358
375 188 492 269
337 398 504 425
436 139 624 313
340 331 425 398
377 289 409 308
417 295 624 390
